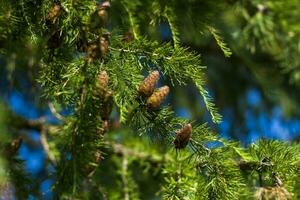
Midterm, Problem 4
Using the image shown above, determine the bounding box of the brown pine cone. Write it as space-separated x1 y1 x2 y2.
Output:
146 85 169 108
138 70 160 97
96 71 109 94
46 4 61 24
173 124 192 149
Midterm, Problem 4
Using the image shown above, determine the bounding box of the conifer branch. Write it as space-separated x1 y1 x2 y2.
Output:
40 125 57 166
48 102 65 121
121 0 141 40
2 0 300 198
207 26 232 57
164 6 180 48
110 38 221 123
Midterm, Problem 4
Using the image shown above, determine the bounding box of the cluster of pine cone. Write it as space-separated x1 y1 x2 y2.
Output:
86 33 110 63
46 2 62 25
138 71 192 149
46 0 193 149
138 70 169 108
46 1 111 60
86 0 111 62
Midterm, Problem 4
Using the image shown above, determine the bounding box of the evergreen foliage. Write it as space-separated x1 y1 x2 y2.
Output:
0 0 299 199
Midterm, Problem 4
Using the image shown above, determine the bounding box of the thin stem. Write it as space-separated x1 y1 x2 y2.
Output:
48 102 65 121
40 126 57 166
109 47 172 60
122 156 129 200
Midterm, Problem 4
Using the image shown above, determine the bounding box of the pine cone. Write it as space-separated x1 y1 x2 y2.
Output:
99 34 110 57
122 29 134 43
101 91 113 120
86 43 98 62
95 0 111 28
173 124 192 149
254 186 291 200
46 4 61 24
94 71 113 122
138 70 160 97
86 33 110 62
102 120 109 133
98 10 108 26
146 85 169 108
96 71 109 94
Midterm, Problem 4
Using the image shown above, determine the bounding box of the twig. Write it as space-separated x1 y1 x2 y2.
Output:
11 115 46 132
48 102 65 121
109 46 172 60
122 156 129 200
40 125 57 166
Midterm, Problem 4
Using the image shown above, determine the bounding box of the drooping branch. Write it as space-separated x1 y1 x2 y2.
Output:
10 115 46 132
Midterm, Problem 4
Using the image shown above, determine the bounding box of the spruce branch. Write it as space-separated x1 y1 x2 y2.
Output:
121 0 142 40
110 38 222 123
164 6 181 48
207 26 232 57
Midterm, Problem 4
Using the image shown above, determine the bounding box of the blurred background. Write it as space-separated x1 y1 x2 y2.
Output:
1 0 300 199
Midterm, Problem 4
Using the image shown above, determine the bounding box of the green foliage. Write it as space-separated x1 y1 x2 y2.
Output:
232 0 300 86
248 140 300 190
110 38 221 123
0 0 300 199
196 150 247 200
0 102 33 199
161 154 198 200
208 26 232 57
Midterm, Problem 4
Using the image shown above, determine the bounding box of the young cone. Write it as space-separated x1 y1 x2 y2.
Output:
173 124 192 149
101 91 113 120
47 4 61 24
254 186 291 200
122 29 134 43
86 43 98 62
99 33 110 57
146 85 169 108
96 71 109 94
97 1 111 27
138 70 160 97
